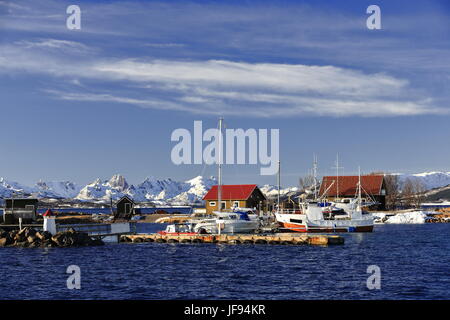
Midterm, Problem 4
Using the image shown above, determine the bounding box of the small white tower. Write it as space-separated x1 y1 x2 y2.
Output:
43 209 57 235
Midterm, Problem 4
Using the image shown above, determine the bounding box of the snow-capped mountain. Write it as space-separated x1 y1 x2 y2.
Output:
169 176 217 204
75 175 129 202
259 184 300 199
0 177 34 198
74 174 217 204
2 171 450 204
34 180 81 199
396 172 450 190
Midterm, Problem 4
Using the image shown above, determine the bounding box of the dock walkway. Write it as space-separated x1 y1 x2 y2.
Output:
120 233 344 245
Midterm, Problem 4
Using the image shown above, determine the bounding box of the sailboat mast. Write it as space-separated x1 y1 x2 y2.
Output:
336 153 339 200
218 117 223 212
313 154 318 201
277 160 281 212
357 166 362 210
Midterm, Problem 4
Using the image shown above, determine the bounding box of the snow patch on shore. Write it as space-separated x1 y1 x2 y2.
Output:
384 211 429 224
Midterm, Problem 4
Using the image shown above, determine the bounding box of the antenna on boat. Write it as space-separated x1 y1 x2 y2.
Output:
218 117 223 213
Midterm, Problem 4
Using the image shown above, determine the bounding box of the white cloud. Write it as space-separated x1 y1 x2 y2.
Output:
15 39 93 53
0 41 446 118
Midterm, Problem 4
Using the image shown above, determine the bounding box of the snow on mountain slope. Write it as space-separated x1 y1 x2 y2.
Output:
129 176 187 202
74 174 217 204
35 180 81 199
397 172 450 190
3 171 450 204
0 177 34 197
259 184 300 198
75 176 129 201
169 176 217 204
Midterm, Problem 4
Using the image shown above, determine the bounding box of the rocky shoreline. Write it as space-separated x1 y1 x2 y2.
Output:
0 227 104 248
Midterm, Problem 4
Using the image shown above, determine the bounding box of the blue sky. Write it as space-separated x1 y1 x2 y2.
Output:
0 0 449 187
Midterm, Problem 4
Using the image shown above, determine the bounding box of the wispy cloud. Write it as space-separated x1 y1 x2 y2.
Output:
14 38 93 53
0 40 445 117
1 0 448 118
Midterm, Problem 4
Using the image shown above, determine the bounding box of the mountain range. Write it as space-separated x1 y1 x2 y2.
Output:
1 171 450 204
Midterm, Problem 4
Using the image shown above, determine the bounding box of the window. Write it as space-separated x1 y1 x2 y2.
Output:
124 203 132 214
221 201 226 210
290 219 303 224
233 201 239 208
209 201 216 206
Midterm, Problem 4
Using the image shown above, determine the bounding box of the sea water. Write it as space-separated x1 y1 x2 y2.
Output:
0 223 448 299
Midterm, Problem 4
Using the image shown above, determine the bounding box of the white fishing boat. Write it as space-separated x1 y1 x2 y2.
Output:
275 163 374 233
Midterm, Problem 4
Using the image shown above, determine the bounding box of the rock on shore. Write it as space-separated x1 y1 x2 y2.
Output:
0 227 104 248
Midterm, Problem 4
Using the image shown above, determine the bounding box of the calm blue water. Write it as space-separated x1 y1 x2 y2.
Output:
0 223 449 300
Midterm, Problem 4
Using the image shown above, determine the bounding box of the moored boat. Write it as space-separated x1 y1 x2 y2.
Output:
275 167 374 233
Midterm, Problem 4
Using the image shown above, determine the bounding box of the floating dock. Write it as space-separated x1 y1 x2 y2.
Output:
120 233 344 246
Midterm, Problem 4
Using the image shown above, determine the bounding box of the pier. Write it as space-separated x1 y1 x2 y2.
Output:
120 233 345 245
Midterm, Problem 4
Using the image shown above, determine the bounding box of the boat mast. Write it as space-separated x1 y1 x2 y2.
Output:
357 166 362 211
332 153 343 201
313 154 318 201
277 160 281 212
218 117 223 212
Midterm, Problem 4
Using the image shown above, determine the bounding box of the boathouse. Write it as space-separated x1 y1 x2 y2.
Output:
203 184 267 215
115 196 135 220
2 198 39 224
319 175 387 209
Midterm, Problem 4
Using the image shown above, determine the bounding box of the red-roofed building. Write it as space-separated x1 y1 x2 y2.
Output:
203 184 267 214
319 175 387 209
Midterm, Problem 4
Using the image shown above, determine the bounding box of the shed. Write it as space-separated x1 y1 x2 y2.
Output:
115 196 135 220
2 198 39 224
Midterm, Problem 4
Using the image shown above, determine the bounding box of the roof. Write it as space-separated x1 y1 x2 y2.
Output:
43 209 55 217
319 175 385 197
116 195 134 204
203 184 264 201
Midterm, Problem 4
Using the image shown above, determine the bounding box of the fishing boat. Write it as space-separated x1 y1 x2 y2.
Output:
275 201 374 233
275 163 374 233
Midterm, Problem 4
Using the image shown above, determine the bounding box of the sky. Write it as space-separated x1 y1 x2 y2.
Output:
0 0 449 187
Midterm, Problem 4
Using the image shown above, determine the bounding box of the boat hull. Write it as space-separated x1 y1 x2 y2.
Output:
275 212 374 233
278 222 373 233
194 220 259 234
